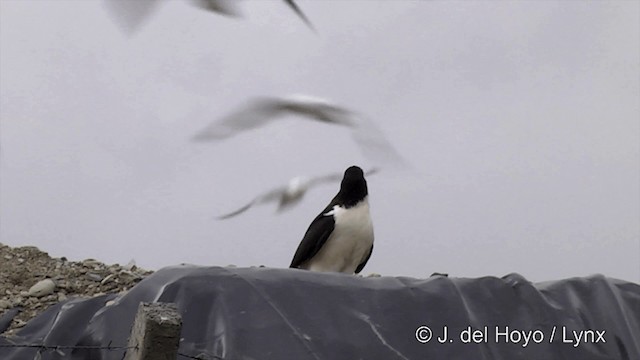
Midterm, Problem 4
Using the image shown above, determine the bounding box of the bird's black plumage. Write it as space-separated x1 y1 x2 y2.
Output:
290 166 373 273
333 166 369 208
289 213 335 269
355 243 373 274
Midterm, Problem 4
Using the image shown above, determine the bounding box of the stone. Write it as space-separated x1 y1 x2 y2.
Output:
28 279 56 297
0 299 11 310
124 303 182 360
0 243 153 336
82 259 102 268
13 319 26 328
86 273 104 282
101 274 115 285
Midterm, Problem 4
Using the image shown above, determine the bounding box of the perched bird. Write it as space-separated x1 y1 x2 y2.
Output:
192 94 405 166
104 0 314 34
217 168 378 219
290 166 374 274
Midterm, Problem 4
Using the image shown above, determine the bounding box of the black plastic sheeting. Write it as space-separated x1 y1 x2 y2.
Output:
1 266 639 360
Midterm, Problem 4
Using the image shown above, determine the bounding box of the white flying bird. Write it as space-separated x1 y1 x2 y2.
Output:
193 0 314 30
217 168 379 220
192 95 405 165
103 0 314 34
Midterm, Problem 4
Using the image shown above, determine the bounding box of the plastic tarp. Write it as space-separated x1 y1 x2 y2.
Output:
1 266 639 360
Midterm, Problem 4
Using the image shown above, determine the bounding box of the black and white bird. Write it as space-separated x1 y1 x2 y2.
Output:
290 166 374 274
192 94 405 166
217 168 378 219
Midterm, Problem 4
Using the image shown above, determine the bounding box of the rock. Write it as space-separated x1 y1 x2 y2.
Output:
0 299 12 309
28 279 56 297
12 296 24 306
101 274 115 285
86 273 103 282
82 259 102 268
0 243 153 336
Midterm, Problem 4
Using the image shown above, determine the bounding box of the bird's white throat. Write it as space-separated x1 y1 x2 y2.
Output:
324 196 371 227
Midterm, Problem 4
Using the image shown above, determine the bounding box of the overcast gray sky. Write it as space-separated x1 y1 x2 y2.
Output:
1 0 638 282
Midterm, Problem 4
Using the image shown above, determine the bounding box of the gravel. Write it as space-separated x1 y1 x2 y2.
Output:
0 243 153 337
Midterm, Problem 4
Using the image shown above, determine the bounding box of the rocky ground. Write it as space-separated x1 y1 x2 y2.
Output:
0 243 153 336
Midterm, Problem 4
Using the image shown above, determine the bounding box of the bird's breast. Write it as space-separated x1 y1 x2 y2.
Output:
330 200 373 236
308 198 374 273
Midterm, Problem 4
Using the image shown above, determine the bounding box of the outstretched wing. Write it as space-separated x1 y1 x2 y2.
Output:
192 95 356 141
290 209 335 268
216 201 256 220
192 99 284 141
283 0 316 31
191 0 242 17
217 186 286 220
349 114 406 166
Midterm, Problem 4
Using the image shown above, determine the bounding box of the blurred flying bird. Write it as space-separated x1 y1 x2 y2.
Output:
103 0 159 33
103 0 314 34
217 167 378 220
290 166 374 274
192 95 405 165
191 0 242 17
193 0 315 30
282 0 315 31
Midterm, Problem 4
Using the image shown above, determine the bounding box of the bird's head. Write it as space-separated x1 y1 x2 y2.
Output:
337 166 368 207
